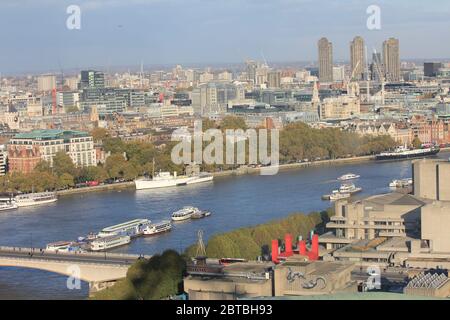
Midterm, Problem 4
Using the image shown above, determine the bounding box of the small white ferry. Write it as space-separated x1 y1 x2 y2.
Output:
339 183 362 194
90 235 131 251
337 173 360 181
191 210 212 219
143 220 172 236
329 192 351 201
172 207 200 221
14 192 57 207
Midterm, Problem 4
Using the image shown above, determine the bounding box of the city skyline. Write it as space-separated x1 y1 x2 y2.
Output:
1 0 450 74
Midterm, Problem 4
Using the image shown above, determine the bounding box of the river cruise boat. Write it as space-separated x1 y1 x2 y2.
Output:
135 171 213 190
337 173 360 181
90 235 131 251
98 219 151 238
46 241 81 253
172 206 200 221
0 201 18 211
339 183 362 194
375 145 440 161
14 192 57 207
191 210 212 219
143 220 172 236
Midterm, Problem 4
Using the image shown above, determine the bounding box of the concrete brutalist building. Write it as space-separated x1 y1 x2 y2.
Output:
320 159 450 270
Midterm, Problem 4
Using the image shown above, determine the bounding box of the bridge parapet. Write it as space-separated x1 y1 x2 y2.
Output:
0 246 150 260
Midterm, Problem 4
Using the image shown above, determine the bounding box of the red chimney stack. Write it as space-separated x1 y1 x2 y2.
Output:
271 239 279 263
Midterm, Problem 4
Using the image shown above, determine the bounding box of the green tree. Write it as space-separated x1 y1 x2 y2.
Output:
123 163 139 181
219 115 248 131
53 151 76 176
412 137 422 149
91 128 110 143
92 250 186 300
58 173 75 189
105 153 128 179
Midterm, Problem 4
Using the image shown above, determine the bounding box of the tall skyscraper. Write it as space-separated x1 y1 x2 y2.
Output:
37 74 56 92
424 62 443 77
318 38 333 82
350 36 365 80
383 38 401 82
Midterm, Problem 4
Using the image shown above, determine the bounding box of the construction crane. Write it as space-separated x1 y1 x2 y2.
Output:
365 46 371 103
345 60 360 96
372 49 385 105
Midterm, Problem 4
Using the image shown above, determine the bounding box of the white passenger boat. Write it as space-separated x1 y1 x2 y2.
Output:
14 192 57 207
339 183 362 194
46 241 81 252
98 219 151 238
0 201 18 211
172 206 200 221
90 235 131 251
135 171 213 190
329 192 351 201
143 220 172 236
337 173 360 181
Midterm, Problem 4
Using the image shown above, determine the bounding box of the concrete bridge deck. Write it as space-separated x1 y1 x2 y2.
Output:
0 246 150 295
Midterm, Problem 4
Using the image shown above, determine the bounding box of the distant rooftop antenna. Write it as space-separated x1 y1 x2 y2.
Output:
139 60 144 88
196 230 206 258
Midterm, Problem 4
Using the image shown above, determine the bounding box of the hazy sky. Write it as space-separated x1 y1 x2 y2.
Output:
1 0 449 74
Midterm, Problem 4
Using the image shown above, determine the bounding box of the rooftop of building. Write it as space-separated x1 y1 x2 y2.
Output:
279 259 354 276
253 292 443 300
362 192 427 207
12 129 90 141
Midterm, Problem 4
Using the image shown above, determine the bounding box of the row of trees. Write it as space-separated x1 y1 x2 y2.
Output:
184 209 333 261
279 122 398 163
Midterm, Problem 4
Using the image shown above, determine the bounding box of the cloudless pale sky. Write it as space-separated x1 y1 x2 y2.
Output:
1 0 449 74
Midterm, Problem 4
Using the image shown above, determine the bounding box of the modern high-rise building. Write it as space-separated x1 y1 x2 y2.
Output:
37 74 56 92
383 38 401 82
370 52 384 81
267 71 281 88
318 38 333 82
80 70 105 89
424 62 443 77
350 36 365 80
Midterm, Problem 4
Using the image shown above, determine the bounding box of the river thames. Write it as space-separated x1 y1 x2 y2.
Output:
0 154 448 299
